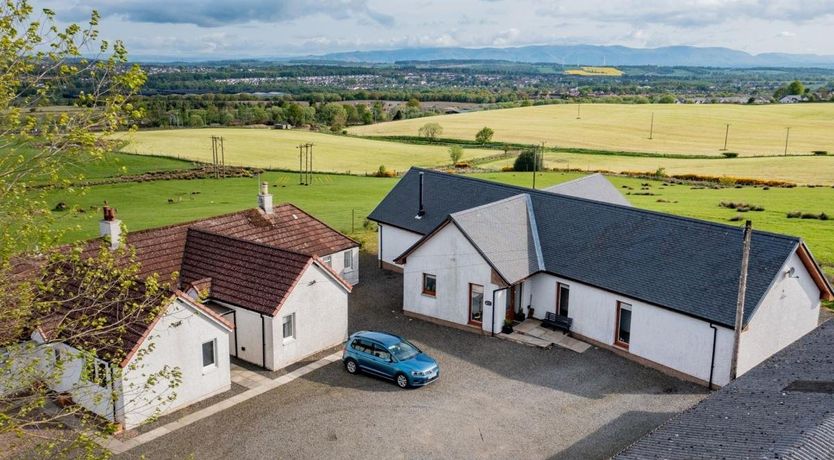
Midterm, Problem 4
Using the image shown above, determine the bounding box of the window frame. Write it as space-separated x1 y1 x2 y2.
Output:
322 255 332 267
556 282 570 317
343 250 353 271
202 339 217 371
614 301 632 350
468 283 484 325
282 313 296 342
422 273 437 297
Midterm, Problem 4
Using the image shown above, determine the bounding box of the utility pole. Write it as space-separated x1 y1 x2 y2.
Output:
723 124 730 151
576 103 581 120
649 112 655 140
298 144 304 185
730 220 753 381
220 136 225 178
784 127 791 156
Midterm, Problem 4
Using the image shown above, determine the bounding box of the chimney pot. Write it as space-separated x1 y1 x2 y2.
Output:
258 181 273 214
99 201 121 250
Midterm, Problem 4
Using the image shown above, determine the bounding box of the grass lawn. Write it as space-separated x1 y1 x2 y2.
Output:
479 151 834 185
348 103 834 157
118 128 497 174
47 169 834 272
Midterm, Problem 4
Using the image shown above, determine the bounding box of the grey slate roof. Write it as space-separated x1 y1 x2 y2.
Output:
545 173 632 207
369 168 809 328
450 194 543 283
616 320 834 460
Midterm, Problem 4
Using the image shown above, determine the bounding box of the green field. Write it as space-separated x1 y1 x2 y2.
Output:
47 167 834 272
119 128 497 174
348 103 834 157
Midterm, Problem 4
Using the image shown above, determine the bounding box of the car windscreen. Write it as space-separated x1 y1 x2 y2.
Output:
388 340 420 361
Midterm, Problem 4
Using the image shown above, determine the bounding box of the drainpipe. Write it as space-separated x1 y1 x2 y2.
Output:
491 286 510 337
232 311 239 358
708 323 718 390
260 314 267 369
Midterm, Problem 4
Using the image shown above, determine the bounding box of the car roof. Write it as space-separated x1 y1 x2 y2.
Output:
351 330 404 347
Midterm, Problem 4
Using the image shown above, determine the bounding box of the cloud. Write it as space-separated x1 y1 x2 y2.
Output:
83 0 393 27
538 0 834 28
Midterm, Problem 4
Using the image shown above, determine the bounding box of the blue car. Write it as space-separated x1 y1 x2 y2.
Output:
342 331 439 388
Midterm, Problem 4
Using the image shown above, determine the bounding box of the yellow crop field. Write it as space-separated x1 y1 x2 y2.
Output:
565 66 624 76
348 103 834 157
480 152 834 185
118 128 497 174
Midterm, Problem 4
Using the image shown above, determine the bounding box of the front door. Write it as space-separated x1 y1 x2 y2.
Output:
469 283 484 325
506 285 517 321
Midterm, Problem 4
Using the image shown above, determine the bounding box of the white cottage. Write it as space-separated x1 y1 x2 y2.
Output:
28 294 234 430
2 187 356 429
370 168 833 387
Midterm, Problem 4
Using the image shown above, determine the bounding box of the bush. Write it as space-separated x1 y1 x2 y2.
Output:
448 145 464 164
372 165 397 178
418 122 443 141
718 176 737 186
513 149 544 172
813 151 828 156
721 152 739 158
475 127 494 144
787 211 802 218
801 212 819 219
821 213 830 221
501 166 514 172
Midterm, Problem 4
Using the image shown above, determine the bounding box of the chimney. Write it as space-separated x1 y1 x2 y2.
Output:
416 172 425 219
258 181 273 214
99 201 121 250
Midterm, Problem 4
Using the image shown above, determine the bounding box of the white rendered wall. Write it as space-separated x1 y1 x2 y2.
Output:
737 251 821 376
528 272 736 385
379 224 421 268
271 264 349 370
223 303 266 367
121 298 231 429
402 224 505 334
325 246 360 285
47 342 119 423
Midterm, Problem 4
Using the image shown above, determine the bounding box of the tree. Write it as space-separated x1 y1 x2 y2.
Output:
787 80 805 96
449 145 464 164
513 148 544 172
475 127 494 144
0 2 180 456
406 97 421 109
418 122 443 141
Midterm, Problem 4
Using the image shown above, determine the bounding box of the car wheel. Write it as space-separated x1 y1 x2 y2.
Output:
396 373 409 389
345 359 358 374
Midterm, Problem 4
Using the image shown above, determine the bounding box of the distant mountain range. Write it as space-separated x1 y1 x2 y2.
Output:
296 44 834 68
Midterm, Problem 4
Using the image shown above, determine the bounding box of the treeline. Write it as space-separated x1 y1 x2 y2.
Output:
132 95 443 130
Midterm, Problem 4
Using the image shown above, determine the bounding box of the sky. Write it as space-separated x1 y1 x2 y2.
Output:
39 0 834 60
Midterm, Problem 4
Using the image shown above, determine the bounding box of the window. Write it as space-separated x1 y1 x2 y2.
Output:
422 273 437 296
557 283 570 317
615 302 632 349
202 340 216 368
85 359 110 387
282 313 295 340
372 344 392 362
344 250 353 270
469 283 484 324
322 255 332 267
351 339 373 354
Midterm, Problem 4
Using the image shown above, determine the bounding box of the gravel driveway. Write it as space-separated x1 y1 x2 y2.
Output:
121 253 707 460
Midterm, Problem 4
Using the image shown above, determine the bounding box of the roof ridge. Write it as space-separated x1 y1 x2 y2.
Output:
185 227 313 261
410 167 800 242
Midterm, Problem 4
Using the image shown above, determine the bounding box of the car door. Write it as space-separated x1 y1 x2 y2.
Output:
351 339 378 374
367 343 396 379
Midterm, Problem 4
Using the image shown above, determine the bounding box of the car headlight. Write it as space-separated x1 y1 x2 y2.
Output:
411 370 425 376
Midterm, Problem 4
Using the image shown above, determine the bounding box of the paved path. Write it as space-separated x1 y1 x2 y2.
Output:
105 352 342 454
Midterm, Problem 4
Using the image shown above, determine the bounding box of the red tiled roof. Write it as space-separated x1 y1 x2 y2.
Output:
96 204 357 281
179 229 337 316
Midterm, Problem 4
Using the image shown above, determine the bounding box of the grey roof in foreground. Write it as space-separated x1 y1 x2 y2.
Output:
616 320 834 460
450 194 543 283
370 168 810 328
545 173 632 207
